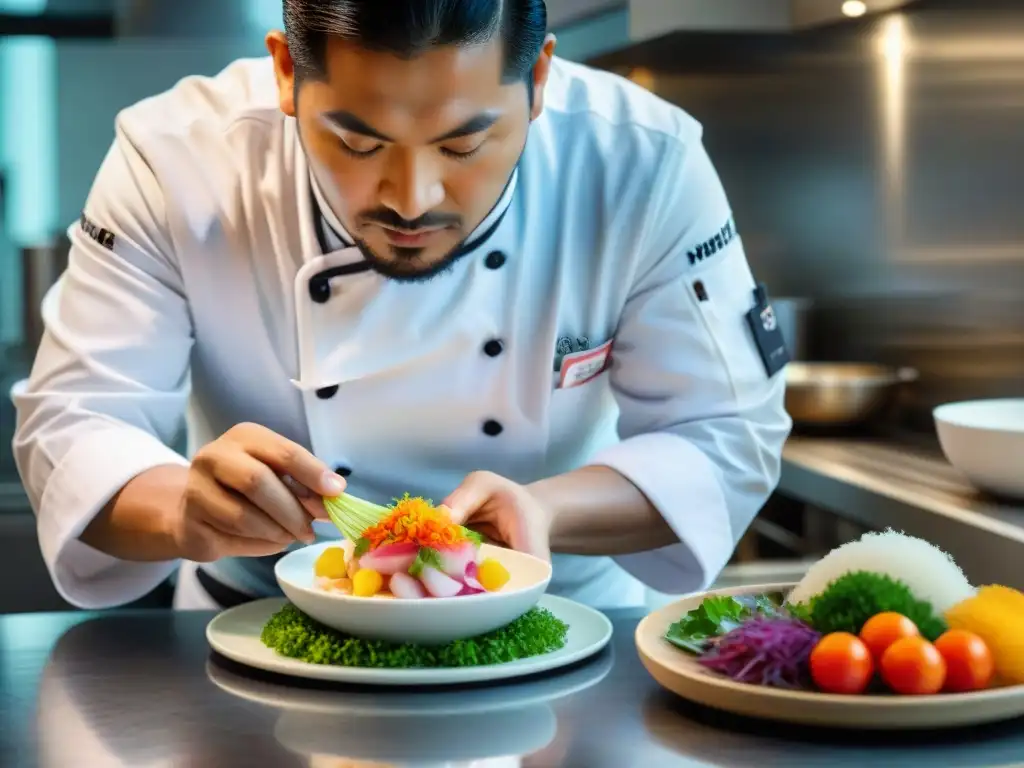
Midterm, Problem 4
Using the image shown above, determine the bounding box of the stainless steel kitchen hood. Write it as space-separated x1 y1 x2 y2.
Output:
12 1 918 41
110 0 629 39
628 0 919 42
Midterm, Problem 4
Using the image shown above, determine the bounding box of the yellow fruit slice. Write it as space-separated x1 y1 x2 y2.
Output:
980 585 1024 614
314 547 348 579
945 585 1024 684
477 558 510 592
352 568 383 597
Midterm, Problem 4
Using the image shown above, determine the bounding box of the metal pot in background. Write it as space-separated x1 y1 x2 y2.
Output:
785 362 919 427
21 235 69 350
772 297 812 360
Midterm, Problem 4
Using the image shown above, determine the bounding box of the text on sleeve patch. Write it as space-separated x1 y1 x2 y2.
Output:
80 213 116 251
687 217 736 266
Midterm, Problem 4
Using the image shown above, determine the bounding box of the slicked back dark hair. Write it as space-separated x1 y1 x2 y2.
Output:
283 0 547 84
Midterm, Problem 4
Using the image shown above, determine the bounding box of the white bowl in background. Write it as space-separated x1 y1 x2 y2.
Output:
275 541 552 645
934 398 1024 499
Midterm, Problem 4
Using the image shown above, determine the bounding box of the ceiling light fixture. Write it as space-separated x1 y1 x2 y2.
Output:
842 0 868 17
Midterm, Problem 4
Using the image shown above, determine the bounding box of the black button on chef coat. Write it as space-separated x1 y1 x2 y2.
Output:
482 420 504 437
334 465 352 478
484 251 506 270
483 339 504 357
316 385 339 400
309 276 331 303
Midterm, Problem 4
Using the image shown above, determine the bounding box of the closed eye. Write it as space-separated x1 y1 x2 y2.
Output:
339 140 383 158
440 143 484 160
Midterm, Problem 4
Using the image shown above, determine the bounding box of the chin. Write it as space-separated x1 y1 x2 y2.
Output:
377 258 459 284
357 240 468 284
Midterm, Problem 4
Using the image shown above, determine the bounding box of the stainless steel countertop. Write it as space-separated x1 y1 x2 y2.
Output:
3 608 1024 767
781 436 1024 589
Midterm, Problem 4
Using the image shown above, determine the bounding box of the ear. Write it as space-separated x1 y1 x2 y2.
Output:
266 30 297 117
529 34 558 122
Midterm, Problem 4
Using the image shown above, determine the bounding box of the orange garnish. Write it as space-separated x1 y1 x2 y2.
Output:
361 495 468 551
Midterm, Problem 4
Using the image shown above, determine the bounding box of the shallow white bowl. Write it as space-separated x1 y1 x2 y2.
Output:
275 541 552 645
934 398 1024 499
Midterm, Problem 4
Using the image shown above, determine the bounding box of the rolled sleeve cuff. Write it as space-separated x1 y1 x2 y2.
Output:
587 432 735 594
37 426 189 609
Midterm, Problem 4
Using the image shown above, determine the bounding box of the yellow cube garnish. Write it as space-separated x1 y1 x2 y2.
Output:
313 548 350 581
352 568 383 597
314 547 348 579
477 558 510 592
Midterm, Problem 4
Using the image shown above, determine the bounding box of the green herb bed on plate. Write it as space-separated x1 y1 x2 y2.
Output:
261 603 569 668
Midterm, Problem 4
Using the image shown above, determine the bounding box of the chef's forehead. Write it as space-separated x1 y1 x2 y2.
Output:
300 37 522 145
284 1 545 139
316 36 510 111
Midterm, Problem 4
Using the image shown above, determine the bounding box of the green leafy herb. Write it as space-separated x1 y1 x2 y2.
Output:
409 547 442 578
749 592 786 614
787 571 946 640
260 603 569 667
353 537 371 557
786 600 813 625
460 526 484 545
664 593 788 654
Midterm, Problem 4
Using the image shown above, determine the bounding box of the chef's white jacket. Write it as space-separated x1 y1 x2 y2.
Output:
12 55 791 611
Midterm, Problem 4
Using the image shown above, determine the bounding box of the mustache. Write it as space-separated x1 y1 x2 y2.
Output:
360 208 461 232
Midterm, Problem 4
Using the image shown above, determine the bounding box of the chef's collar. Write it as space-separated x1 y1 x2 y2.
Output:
308 168 354 252
308 165 519 257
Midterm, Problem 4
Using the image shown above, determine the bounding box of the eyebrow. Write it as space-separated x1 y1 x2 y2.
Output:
322 110 500 144
431 112 500 142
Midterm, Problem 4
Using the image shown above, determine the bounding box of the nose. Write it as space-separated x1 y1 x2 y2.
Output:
379 148 445 223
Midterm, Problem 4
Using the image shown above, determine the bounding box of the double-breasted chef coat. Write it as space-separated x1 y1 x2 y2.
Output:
12 54 791 611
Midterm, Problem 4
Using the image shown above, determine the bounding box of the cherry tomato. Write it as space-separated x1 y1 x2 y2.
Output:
934 629 995 693
880 636 947 695
859 612 920 660
810 632 874 694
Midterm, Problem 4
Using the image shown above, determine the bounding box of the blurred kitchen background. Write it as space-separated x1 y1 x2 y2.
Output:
0 0 1021 613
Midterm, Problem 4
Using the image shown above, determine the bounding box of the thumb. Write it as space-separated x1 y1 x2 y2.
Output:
442 474 494 525
301 496 330 521
283 474 330 520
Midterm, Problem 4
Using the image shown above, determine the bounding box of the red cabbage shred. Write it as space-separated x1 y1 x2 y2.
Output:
697 616 821 689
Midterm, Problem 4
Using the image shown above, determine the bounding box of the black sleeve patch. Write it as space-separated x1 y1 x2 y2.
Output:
80 213 116 251
687 217 736 266
745 284 791 377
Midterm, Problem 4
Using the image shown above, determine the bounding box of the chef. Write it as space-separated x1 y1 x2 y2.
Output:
12 0 791 612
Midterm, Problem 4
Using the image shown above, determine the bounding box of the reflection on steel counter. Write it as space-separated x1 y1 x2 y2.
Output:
206 646 614 765
8 607 1024 766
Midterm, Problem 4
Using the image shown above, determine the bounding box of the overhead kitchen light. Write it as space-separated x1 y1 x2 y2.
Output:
842 0 868 17
627 67 656 91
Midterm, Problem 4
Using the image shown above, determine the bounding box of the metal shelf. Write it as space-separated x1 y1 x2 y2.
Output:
779 437 1024 590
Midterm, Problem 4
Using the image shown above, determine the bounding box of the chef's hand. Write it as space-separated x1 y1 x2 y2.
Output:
174 423 346 561
442 471 553 562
